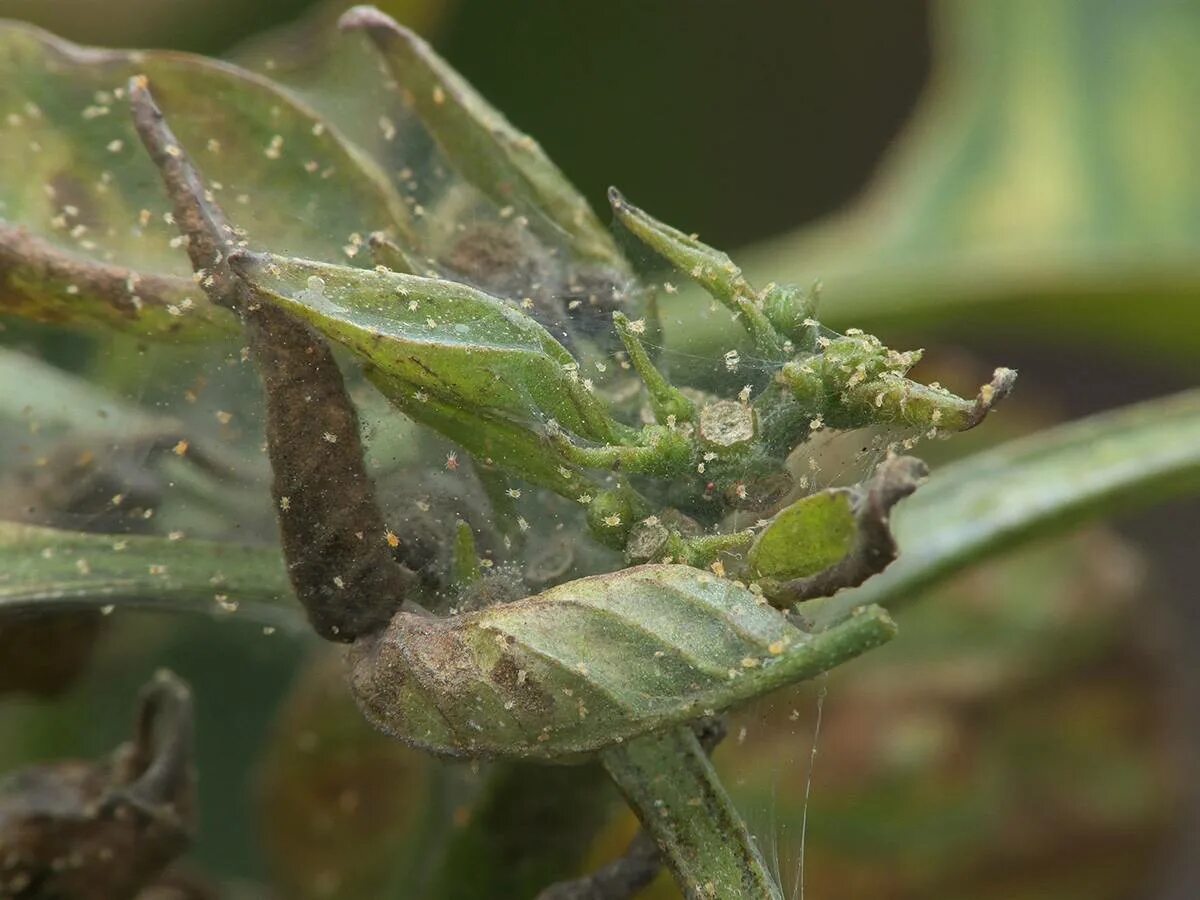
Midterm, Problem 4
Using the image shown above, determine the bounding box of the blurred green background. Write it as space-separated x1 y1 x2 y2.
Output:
1 1 1198 898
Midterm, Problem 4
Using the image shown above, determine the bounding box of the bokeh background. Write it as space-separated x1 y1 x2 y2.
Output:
1 1 1198 898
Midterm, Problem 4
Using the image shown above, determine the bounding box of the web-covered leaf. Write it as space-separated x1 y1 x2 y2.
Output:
349 563 895 759
0 520 298 630
0 21 410 335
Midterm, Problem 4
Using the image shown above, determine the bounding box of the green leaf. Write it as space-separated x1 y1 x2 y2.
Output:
348 564 895 759
0 347 156 456
748 490 857 581
231 250 622 493
339 5 627 275
812 388 1200 625
0 520 301 631
746 455 926 607
0 21 411 336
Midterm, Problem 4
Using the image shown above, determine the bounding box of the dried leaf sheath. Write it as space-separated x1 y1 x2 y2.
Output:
128 77 412 641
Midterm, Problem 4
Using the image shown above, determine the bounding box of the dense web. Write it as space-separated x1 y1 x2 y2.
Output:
0 13 1007 897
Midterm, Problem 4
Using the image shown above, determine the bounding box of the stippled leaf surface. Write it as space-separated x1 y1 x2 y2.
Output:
816 388 1200 624
0 21 410 335
348 564 895 759
0 520 299 630
748 490 857 582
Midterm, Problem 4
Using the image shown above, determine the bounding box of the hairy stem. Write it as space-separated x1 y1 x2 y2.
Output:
537 721 726 900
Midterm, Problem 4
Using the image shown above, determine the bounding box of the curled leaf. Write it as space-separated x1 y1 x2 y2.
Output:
775 334 1016 437
609 188 782 358
128 75 416 642
0 670 194 900
750 455 927 606
818 386 1200 623
347 564 896 759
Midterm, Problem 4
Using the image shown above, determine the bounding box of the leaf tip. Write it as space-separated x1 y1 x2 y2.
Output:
965 366 1018 430
225 248 264 280
338 4 413 42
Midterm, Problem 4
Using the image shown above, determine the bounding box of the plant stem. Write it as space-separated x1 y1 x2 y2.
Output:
601 726 783 900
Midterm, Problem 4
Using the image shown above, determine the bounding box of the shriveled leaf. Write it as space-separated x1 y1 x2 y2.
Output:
0 22 410 336
348 564 895 759
0 670 195 900
0 520 300 631
815 388 1200 624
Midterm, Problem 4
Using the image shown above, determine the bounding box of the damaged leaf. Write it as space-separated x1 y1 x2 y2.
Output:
348 564 895 759
0 670 194 900
817 386 1200 624
749 455 927 606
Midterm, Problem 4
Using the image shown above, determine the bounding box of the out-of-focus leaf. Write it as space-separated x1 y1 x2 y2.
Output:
259 650 444 900
614 528 1173 900
704 528 1176 900
0 521 300 631
727 0 1200 364
815 388 1200 624
0 670 195 900
429 761 617 900
348 563 896 759
0 348 156 457
0 22 411 336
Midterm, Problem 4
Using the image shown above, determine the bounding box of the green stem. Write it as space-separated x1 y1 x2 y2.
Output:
601 726 783 900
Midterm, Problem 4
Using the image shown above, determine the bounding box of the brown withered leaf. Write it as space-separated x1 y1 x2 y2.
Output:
0 671 195 900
